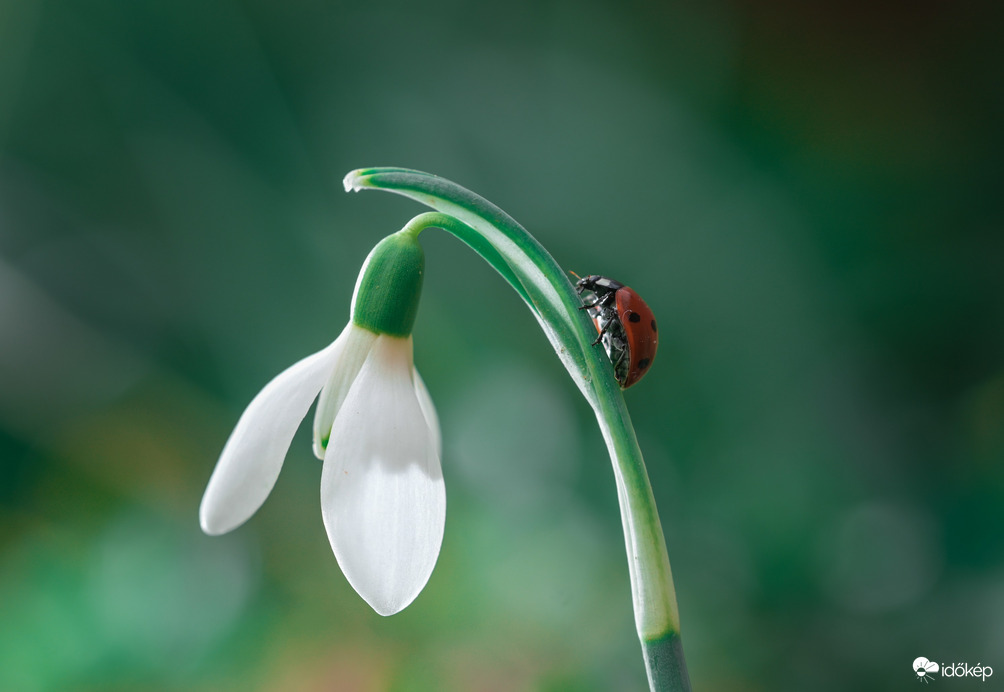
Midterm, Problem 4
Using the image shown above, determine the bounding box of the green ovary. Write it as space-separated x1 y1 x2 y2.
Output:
351 231 425 337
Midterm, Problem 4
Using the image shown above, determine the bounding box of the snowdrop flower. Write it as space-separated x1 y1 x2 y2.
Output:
199 229 444 615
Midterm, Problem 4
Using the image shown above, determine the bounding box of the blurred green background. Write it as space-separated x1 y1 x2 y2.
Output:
1 0 1002 690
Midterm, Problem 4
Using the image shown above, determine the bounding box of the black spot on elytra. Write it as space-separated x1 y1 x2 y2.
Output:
628 312 641 323
638 358 650 369
651 320 657 332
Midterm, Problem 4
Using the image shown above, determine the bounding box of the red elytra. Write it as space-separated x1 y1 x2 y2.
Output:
614 287 658 388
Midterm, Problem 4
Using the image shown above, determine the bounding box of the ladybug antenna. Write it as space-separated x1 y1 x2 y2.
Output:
568 270 581 280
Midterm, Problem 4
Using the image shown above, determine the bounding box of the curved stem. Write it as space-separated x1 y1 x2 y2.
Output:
400 212 533 310
595 389 689 691
348 169 691 691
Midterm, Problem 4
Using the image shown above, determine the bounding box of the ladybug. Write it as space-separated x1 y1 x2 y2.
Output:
574 274 658 389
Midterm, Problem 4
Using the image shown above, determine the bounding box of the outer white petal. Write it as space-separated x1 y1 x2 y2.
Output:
412 369 442 459
199 334 345 536
321 335 446 616
312 324 378 459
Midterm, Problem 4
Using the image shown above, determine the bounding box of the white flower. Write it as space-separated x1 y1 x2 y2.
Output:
199 231 445 615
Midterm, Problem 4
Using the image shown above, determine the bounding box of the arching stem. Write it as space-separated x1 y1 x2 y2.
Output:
348 170 692 691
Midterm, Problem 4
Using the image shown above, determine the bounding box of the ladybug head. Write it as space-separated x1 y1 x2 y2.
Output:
574 274 603 294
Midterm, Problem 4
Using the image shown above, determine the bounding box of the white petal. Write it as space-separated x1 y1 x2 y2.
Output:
412 369 442 460
321 335 446 616
312 324 378 459
199 335 344 536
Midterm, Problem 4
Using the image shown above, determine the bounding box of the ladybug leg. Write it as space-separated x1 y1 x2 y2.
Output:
592 319 611 345
580 292 615 310
592 313 622 345
612 347 628 384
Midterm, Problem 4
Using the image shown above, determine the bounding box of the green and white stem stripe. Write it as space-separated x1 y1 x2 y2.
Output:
345 168 692 691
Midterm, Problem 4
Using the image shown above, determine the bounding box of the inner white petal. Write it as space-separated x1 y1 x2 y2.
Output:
199 334 344 536
321 335 446 616
312 324 378 459
412 369 442 460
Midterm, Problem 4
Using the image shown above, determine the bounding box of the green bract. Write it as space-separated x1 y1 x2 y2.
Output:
351 231 424 337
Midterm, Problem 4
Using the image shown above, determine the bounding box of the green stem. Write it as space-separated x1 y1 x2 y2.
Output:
644 633 691 691
400 212 533 309
348 169 691 691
